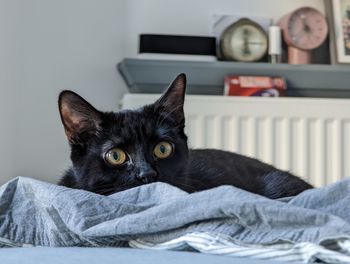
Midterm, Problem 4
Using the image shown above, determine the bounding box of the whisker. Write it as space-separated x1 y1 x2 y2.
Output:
92 180 141 195
162 175 210 193
90 172 210 196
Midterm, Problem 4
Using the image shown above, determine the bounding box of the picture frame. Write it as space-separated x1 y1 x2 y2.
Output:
327 0 350 63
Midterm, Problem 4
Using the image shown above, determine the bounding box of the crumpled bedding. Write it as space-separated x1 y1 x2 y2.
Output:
1 176 350 263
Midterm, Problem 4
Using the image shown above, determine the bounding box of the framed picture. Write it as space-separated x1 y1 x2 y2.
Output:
328 0 350 63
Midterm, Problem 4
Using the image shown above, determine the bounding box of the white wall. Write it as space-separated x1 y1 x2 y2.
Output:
0 0 128 184
0 0 21 183
0 0 325 184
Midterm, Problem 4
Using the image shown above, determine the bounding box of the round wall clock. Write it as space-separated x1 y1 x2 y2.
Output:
278 7 328 64
220 18 268 62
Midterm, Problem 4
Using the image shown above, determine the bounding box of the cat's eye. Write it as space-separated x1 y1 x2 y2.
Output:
105 148 127 165
154 141 173 159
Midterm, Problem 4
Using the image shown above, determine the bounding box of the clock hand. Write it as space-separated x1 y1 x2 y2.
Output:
247 41 264 45
243 40 251 55
300 14 311 33
308 33 320 45
292 30 305 43
242 29 251 55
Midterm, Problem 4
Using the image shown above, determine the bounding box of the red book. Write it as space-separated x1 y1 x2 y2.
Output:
224 76 287 97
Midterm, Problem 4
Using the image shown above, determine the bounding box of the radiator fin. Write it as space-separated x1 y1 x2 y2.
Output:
186 115 350 187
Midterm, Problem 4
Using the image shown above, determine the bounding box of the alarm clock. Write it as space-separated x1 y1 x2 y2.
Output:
278 7 328 64
219 18 268 62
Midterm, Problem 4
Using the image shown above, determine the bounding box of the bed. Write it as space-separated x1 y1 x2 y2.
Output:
1 176 350 263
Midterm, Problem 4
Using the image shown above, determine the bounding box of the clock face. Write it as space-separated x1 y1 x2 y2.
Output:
286 7 328 50
220 18 268 62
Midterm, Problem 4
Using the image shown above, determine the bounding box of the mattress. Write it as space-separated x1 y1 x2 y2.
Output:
0 247 290 264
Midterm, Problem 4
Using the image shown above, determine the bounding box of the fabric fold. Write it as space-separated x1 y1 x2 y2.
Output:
1 176 350 263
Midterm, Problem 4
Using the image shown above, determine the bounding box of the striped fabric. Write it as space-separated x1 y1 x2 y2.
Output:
130 232 350 263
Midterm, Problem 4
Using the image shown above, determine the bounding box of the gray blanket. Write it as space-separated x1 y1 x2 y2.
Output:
1 176 350 263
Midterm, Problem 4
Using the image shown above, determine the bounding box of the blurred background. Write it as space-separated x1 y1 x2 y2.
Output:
0 0 331 185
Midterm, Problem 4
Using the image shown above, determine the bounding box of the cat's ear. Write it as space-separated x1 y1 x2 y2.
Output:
154 73 186 124
58 90 102 145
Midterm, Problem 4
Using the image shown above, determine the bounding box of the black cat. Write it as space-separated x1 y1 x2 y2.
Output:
58 73 312 198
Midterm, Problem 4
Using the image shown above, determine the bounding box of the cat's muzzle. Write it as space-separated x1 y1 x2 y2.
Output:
136 169 157 184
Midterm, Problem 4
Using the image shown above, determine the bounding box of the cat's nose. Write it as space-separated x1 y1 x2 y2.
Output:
137 170 157 184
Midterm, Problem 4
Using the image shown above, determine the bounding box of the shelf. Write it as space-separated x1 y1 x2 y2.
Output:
117 58 350 98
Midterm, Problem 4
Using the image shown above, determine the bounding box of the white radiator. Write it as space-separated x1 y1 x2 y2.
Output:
122 94 350 187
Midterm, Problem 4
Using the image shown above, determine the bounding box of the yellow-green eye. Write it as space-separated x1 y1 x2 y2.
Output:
154 141 173 159
105 148 127 165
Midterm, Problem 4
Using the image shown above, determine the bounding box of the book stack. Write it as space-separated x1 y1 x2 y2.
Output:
224 75 286 97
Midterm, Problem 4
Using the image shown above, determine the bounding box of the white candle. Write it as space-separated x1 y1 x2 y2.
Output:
268 26 282 63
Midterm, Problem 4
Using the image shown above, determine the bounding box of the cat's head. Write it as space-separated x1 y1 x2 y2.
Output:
58 73 188 194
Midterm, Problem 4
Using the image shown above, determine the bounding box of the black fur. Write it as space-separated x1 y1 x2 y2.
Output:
58 73 313 198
